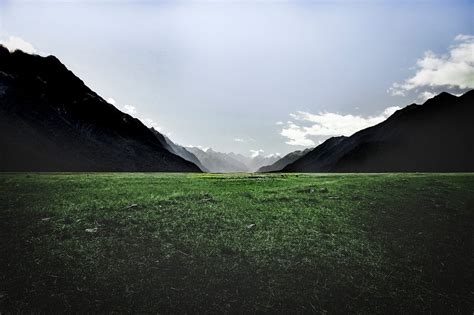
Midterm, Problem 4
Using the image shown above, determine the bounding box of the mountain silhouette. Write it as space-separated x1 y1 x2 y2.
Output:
0 46 200 172
282 91 474 172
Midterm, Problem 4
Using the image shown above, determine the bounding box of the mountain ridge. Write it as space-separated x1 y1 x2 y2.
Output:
257 148 312 172
282 91 474 172
0 46 201 172
186 147 249 173
2 46 471 173
149 129 209 172
186 147 280 173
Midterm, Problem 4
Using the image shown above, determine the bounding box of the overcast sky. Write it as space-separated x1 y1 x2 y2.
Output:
1 0 473 156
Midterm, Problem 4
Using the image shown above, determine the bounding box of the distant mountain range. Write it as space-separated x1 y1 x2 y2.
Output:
227 152 281 172
257 148 312 172
150 128 208 172
281 91 474 172
0 46 200 172
186 147 280 173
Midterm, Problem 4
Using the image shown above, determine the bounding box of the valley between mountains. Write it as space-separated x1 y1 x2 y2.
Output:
1 46 473 172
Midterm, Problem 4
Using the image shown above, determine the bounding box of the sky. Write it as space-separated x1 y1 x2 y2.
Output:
0 0 473 156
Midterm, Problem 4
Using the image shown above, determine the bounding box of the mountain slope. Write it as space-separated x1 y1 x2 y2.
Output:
0 46 200 172
149 128 208 172
258 148 312 172
163 136 209 172
283 91 474 172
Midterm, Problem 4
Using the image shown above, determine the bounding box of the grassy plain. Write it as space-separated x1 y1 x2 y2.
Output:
0 173 473 313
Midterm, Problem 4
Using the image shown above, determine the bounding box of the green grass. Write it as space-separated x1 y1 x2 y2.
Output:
0 173 473 313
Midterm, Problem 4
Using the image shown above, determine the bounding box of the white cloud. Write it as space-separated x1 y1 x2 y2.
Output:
110 100 163 132
275 121 284 125
280 106 400 146
281 121 317 146
454 34 474 42
186 145 210 152
250 149 264 157
389 34 474 99
233 137 255 143
266 153 281 158
0 35 37 54
123 105 137 115
418 91 437 102
143 118 161 131
106 97 116 106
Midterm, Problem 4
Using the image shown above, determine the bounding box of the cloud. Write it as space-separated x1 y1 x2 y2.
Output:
418 91 437 102
280 106 400 146
275 121 284 125
454 34 474 42
281 122 317 146
250 149 264 157
186 145 210 152
233 137 256 143
389 34 474 99
119 103 162 132
266 153 281 158
106 97 116 105
123 105 137 115
0 36 37 54
111 99 162 132
143 118 161 131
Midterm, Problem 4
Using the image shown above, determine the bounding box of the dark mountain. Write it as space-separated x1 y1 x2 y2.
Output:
0 46 200 172
283 91 474 172
258 148 312 172
149 128 208 172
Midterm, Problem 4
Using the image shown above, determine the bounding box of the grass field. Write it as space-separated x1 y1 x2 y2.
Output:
0 173 473 313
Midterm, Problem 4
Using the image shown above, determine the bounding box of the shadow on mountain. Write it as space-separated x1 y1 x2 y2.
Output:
282 91 474 172
0 46 200 172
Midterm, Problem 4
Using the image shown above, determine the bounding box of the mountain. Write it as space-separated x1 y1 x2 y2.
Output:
258 148 312 172
162 136 209 172
282 91 474 172
150 128 208 172
186 147 248 173
227 152 281 172
0 46 200 172
185 148 280 173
